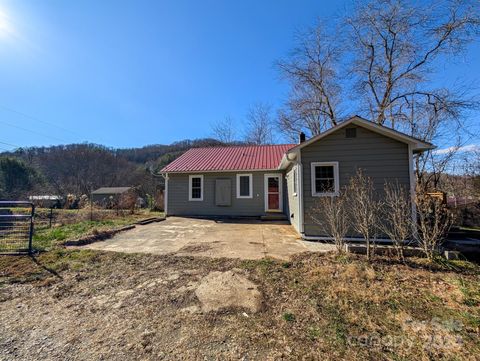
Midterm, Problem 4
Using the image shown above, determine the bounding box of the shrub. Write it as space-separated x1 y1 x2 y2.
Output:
416 194 453 260
381 182 414 260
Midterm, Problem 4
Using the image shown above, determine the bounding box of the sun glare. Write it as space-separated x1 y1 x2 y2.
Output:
0 8 15 39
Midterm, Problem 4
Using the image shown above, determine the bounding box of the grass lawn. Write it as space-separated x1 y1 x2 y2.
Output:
34 219 137 250
32 209 164 250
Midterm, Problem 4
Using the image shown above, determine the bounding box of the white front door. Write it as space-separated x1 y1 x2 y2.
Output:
264 174 283 212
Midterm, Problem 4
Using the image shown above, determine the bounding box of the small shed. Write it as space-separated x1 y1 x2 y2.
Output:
91 187 132 205
28 195 63 208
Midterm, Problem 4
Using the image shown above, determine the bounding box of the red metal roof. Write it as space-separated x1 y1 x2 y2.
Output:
161 144 296 173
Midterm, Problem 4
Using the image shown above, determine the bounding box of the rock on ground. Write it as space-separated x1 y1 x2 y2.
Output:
195 270 262 313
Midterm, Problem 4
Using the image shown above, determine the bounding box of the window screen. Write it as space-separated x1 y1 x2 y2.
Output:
314 166 335 193
191 177 202 199
239 175 251 197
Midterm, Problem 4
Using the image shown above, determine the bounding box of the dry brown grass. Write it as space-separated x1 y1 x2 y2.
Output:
0 250 479 360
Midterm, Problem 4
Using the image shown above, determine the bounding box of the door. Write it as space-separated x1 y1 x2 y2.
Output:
264 174 283 212
215 179 231 206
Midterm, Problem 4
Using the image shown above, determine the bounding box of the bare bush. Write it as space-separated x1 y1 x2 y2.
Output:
347 169 382 260
118 190 138 215
146 191 164 211
310 190 349 253
381 183 414 260
416 194 453 260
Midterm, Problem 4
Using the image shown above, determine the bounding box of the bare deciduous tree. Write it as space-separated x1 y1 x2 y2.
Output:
278 0 480 191
244 103 274 145
211 116 236 144
347 0 479 126
381 182 414 260
415 193 453 260
347 169 382 260
310 190 349 253
277 22 343 140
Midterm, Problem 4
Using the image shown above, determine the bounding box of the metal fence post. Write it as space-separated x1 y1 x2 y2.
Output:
28 204 35 254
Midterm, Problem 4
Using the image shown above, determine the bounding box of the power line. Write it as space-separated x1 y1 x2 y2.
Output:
0 120 67 143
0 105 81 137
0 140 21 148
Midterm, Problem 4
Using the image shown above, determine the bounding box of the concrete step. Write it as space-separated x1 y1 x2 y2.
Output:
260 213 288 221
135 217 165 225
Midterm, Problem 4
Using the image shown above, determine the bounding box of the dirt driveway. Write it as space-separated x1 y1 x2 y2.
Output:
85 217 333 260
2 250 477 361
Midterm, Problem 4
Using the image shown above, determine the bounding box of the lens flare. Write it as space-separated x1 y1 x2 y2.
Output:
0 8 15 39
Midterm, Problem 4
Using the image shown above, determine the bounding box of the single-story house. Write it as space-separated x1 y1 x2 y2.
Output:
160 116 434 239
91 187 133 205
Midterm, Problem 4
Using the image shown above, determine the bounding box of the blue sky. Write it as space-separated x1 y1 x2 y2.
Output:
0 0 478 150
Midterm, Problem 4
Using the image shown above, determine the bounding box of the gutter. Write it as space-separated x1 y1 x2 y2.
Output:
297 151 304 234
160 168 281 174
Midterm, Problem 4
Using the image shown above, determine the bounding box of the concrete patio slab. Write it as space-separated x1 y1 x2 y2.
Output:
84 216 335 260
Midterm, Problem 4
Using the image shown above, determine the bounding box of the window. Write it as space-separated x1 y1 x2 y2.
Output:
311 162 339 196
236 174 252 198
189 175 203 201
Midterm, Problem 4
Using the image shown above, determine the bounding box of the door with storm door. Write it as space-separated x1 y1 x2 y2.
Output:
264 174 283 212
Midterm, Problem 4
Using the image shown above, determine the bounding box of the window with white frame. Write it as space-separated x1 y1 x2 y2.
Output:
189 175 203 201
311 162 339 196
236 174 252 198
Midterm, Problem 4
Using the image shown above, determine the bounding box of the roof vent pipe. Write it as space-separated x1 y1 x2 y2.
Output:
299 132 306 144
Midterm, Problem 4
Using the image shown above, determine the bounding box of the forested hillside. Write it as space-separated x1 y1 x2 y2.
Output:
0 138 224 200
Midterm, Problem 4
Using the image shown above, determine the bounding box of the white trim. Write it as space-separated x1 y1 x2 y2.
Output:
264 173 283 212
292 166 298 197
164 173 169 215
310 161 339 197
297 150 305 234
278 151 298 170
188 174 204 201
236 173 253 199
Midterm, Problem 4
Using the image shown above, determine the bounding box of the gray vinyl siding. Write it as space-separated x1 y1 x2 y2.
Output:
286 164 300 232
167 171 288 217
301 126 410 237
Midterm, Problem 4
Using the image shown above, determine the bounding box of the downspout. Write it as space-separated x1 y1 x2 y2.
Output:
297 150 305 235
286 151 304 235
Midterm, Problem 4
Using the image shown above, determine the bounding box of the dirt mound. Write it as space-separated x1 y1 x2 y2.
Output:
195 270 262 313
